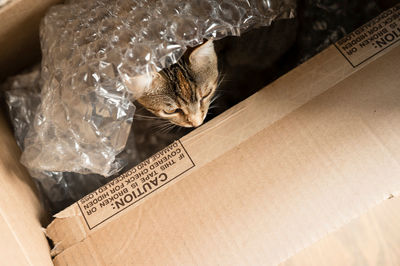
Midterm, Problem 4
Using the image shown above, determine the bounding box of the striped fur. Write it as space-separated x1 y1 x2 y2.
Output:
137 40 218 128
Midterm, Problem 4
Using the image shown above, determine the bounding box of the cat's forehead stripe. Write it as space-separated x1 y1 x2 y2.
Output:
160 58 199 104
176 69 194 102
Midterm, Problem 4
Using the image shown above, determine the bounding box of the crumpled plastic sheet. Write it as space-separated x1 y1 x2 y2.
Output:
3 66 41 150
20 0 296 177
3 68 141 213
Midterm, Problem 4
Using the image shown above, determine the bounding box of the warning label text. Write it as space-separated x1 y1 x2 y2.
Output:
335 4 400 66
78 140 195 229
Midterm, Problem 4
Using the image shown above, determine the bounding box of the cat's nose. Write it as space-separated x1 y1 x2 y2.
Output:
188 114 203 127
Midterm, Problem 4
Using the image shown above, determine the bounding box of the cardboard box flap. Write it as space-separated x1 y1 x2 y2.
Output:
0 114 52 265
47 5 400 265
0 0 62 80
282 197 400 265
46 42 359 256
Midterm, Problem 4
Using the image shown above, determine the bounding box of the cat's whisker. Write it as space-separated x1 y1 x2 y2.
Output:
208 105 221 110
210 93 222 105
167 122 180 133
208 106 220 111
148 119 165 128
215 88 230 92
151 120 172 131
150 120 166 127
218 77 235 84
167 125 176 133
158 125 167 133
159 123 176 134
134 118 162 122
134 114 159 119
133 114 165 121
217 75 226 87
133 117 157 121
153 120 178 132
133 105 155 115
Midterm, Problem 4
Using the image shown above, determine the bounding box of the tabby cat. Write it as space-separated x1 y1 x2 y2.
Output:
131 40 219 128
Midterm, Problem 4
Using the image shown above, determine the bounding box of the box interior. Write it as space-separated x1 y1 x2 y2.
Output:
47 35 400 264
1 1 400 265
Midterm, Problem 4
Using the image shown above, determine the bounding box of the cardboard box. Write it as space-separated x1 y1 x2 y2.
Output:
1 2 400 266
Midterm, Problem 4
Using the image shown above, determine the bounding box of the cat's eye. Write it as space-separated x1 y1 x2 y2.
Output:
163 108 178 115
202 89 212 99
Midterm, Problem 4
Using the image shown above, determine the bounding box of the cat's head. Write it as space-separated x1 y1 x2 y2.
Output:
132 40 218 127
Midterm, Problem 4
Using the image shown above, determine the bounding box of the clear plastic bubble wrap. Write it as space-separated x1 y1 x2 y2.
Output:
3 67 141 212
20 0 296 177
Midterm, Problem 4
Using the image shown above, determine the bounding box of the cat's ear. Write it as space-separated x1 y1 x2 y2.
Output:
127 72 160 98
189 39 217 71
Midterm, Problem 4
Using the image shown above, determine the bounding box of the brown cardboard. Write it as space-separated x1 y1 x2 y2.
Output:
0 111 52 266
45 4 400 265
282 197 400 266
0 0 62 81
0 2 399 265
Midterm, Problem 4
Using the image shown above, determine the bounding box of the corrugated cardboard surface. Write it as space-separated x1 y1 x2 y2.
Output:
0 114 52 266
282 197 400 266
46 5 400 265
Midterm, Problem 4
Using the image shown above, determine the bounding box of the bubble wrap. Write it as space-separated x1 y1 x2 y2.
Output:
21 0 295 177
3 66 42 150
3 68 142 213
